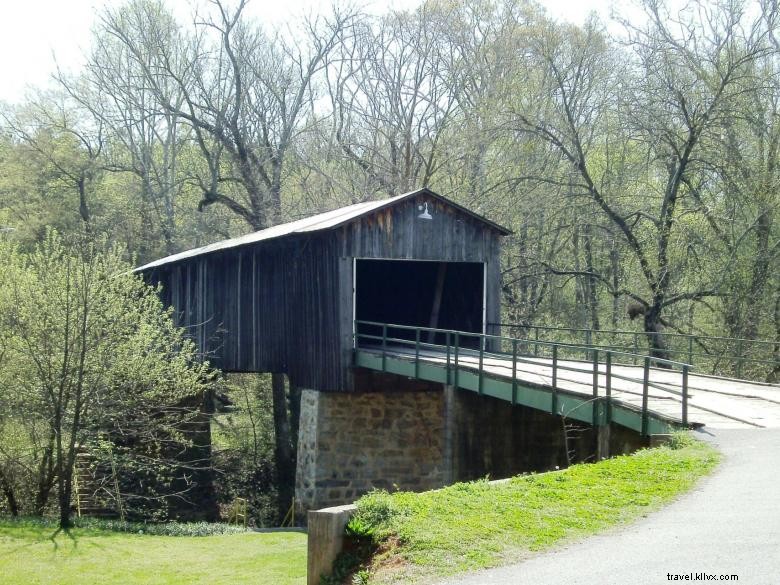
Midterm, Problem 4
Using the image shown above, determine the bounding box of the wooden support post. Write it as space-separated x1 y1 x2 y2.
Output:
597 424 611 461
427 263 447 344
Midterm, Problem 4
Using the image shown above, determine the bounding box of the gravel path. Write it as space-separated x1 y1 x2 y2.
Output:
440 428 780 585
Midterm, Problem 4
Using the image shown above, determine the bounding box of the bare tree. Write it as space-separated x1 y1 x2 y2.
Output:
324 4 457 200
57 2 190 256
98 0 354 518
509 1 771 359
2 92 105 229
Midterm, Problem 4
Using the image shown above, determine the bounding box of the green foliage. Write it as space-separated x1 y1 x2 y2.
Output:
211 374 279 527
665 431 698 450
345 516 376 540
0 231 218 522
349 492 403 542
351 440 719 583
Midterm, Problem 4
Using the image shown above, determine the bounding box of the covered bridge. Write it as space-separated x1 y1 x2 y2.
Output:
137 188 509 391
140 188 632 513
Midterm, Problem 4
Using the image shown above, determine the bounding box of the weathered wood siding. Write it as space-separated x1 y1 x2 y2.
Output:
144 192 504 391
146 234 344 390
337 195 503 384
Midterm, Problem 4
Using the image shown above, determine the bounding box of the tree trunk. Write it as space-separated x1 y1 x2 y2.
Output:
77 175 91 225
610 243 620 329
0 469 19 516
572 224 586 328
743 208 772 341
33 441 55 516
270 373 295 522
288 383 302 451
769 287 780 383
58 470 73 530
644 305 672 367
583 224 600 330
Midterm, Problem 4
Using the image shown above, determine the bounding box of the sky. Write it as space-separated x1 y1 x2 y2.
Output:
0 0 618 104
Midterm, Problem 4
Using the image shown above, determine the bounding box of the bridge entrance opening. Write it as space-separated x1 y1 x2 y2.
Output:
354 259 484 348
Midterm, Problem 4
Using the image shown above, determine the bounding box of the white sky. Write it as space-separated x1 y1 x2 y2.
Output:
0 0 619 104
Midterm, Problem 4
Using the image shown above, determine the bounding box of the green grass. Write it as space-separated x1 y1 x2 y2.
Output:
353 435 719 583
0 519 306 585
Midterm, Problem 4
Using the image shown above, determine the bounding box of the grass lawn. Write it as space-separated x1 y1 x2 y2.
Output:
352 436 719 584
0 520 306 585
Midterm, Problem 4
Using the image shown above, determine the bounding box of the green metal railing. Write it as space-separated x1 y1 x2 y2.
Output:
354 320 694 434
488 322 780 382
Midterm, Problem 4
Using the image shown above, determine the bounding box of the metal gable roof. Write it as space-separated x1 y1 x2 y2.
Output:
135 188 511 272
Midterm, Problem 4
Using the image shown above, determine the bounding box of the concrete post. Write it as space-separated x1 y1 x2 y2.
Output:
307 504 357 585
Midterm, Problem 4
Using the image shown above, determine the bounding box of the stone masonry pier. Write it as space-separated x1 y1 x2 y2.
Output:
295 370 648 515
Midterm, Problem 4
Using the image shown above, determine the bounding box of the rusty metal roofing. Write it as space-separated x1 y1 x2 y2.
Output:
135 188 510 272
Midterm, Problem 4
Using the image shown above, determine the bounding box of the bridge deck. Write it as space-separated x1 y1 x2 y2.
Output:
355 345 780 431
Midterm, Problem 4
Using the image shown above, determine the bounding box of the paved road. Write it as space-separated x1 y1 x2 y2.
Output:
440 428 780 585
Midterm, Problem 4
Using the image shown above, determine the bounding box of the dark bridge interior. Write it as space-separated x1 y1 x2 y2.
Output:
355 259 484 348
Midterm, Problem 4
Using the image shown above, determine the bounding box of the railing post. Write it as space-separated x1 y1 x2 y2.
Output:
687 336 694 366
534 327 539 357
382 324 387 373
445 331 451 386
512 338 518 405
682 365 689 427
633 333 639 365
605 351 612 424
551 344 558 415
586 329 593 361
415 328 421 379
454 332 460 389
642 356 650 436
478 334 485 394
592 349 599 426
736 339 744 379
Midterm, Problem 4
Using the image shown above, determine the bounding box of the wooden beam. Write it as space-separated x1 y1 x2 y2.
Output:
427 262 447 343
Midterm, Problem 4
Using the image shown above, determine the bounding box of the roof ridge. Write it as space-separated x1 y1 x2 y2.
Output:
135 188 509 272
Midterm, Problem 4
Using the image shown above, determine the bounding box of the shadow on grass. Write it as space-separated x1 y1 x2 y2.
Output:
48 525 78 552
0 518 107 558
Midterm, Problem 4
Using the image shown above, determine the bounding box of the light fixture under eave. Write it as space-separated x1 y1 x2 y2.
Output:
418 202 433 220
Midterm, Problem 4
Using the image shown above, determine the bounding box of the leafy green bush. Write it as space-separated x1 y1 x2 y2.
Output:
665 431 697 450
350 491 402 541
74 517 249 536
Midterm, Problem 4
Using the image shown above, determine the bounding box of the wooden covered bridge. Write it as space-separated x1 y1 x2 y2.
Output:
137 188 780 512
